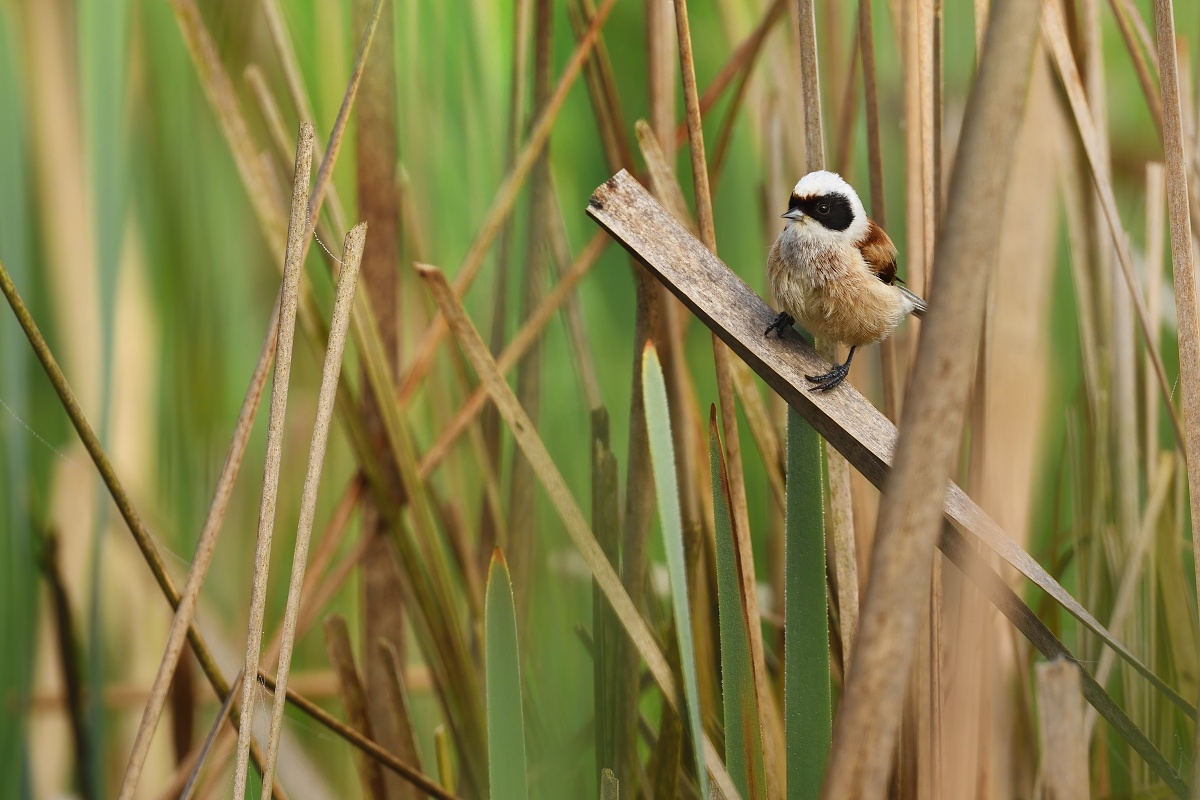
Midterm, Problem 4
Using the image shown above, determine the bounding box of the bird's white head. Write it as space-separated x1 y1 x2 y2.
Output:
781 170 868 248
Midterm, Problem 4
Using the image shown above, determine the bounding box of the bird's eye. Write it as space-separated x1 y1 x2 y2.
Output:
817 202 830 215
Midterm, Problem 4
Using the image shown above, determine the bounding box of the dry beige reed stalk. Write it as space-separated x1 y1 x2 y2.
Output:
820 0 1040 797
1035 660 1090 800
1145 162 1166 462
415 262 743 800
232 122 315 800
1151 0 1200 601
260 223 367 796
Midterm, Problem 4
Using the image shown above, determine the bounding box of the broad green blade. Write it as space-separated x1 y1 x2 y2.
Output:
486 548 530 800
642 343 707 799
785 407 830 799
0 7 35 797
710 407 767 799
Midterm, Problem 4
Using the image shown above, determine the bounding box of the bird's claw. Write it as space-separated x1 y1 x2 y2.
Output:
764 311 794 338
805 362 850 392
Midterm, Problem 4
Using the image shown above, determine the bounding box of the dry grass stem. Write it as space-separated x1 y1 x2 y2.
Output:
1035 660 1089 800
415 261 743 800
795 0 824 168
1145 161 1165 462
1151 0 1200 607
232 123 315 799
260 223 367 794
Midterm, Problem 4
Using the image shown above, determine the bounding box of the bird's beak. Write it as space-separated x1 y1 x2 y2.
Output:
782 208 804 222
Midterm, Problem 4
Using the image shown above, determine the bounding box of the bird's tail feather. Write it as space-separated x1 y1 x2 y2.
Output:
900 286 927 319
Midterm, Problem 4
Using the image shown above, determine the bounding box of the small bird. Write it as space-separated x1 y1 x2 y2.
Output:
765 170 926 391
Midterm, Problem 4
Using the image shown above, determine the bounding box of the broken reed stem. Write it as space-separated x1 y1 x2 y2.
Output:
821 0 1040 795
232 122 315 800
261 223 367 796
1151 5 1200 776
395 0 618 407
1035 660 1090 800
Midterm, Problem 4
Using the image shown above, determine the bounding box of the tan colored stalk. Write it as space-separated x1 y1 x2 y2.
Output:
1151 4 1200 783
1043 0 1185 453
324 615 386 800
646 0 675 151
232 123 315 800
795 0 824 166
416 262 743 799
261 224 367 796
1035 660 1090 800
395 0 619 407
1146 162 1165 462
821 0 1040 797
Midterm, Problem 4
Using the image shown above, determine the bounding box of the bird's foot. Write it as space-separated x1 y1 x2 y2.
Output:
805 362 851 392
764 312 794 338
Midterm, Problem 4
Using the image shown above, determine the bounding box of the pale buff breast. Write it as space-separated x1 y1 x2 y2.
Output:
768 233 910 347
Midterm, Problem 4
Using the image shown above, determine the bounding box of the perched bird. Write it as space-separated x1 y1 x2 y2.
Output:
765 170 926 391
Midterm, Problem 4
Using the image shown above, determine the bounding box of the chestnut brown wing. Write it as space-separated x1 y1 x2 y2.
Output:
857 219 899 285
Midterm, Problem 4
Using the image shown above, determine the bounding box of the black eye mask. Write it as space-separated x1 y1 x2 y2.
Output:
787 191 854 232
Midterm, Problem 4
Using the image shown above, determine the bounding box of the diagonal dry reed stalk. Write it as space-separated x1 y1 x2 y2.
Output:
821 0 1039 792
231 123 314 800
260 224 366 797
1150 0 1200 782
